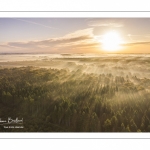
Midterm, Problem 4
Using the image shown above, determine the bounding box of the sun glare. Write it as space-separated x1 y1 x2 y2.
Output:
101 31 123 52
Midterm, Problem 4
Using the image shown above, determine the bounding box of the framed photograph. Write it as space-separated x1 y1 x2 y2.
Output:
0 12 150 140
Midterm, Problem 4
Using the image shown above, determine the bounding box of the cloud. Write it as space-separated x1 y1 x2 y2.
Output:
0 44 21 49
15 19 57 29
122 41 150 46
0 28 100 53
6 29 93 47
88 21 123 27
37 35 92 46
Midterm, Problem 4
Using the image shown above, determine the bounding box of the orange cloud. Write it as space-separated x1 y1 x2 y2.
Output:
0 28 100 53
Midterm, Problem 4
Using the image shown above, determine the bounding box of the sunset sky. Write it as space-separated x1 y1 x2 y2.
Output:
0 18 150 53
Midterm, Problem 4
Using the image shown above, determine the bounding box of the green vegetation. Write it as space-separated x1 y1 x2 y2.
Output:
0 66 150 132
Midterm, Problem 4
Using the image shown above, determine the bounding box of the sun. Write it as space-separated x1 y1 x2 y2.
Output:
101 31 123 52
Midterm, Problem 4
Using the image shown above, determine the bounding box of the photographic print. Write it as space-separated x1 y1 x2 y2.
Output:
0 18 150 132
